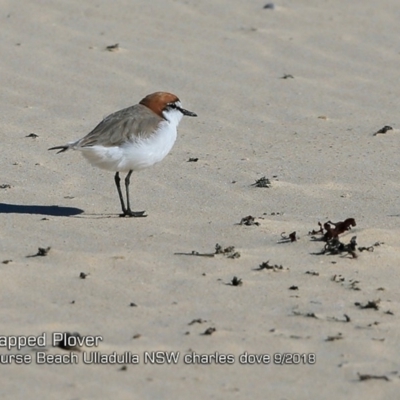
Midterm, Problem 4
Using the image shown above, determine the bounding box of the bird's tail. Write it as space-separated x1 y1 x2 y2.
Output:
48 145 70 154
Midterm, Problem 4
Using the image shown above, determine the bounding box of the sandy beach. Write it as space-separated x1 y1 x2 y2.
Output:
1 0 400 398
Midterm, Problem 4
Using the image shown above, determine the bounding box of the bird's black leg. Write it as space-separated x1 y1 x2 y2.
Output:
114 172 127 216
122 170 146 217
125 170 133 213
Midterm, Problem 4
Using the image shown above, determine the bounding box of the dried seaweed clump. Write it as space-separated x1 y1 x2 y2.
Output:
309 218 356 241
239 215 260 226
215 244 240 259
315 236 358 258
278 231 297 243
251 176 271 188
255 261 285 271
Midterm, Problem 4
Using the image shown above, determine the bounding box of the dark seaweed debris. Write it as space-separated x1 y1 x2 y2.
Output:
358 373 389 382
106 43 119 51
355 299 380 310
56 332 83 351
314 236 358 258
255 261 285 271
175 244 240 259
373 125 393 136
310 218 356 241
229 276 243 286
214 244 241 259
202 327 216 336
239 215 260 226
251 176 271 188
188 319 206 325
27 247 51 257
278 231 297 243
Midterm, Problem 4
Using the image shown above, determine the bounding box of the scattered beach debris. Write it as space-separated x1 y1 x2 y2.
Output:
289 285 298 290
175 244 240 259
174 250 215 257
278 231 297 243
132 334 141 339
327 314 351 323
55 332 83 351
331 275 361 290
373 125 393 136
289 334 311 340
295 312 352 323
314 239 382 257
37 247 51 256
310 218 356 241
106 43 119 52
79 272 89 279
385 310 394 315
251 176 271 188
0 184 11 189
239 215 260 226
292 311 318 319
325 333 343 342
187 157 198 162
129 302 137 307
331 274 345 282
357 245 375 252
229 276 243 286
263 3 275 9
119 366 128 371
308 218 376 260
263 211 283 216
348 280 361 291
27 247 51 257
2 260 12 264
215 244 240 258
358 242 384 252
255 260 285 271
280 74 294 79
305 270 319 276
202 327 216 336
26 133 38 138
309 222 324 235
357 373 389 382
188 318 206 325
313 236 358 258
355 299 380 310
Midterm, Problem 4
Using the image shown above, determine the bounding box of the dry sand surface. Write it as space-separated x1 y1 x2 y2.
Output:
1 0 400 398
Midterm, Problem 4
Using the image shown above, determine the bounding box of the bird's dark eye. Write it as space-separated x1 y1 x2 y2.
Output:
167 103 177 109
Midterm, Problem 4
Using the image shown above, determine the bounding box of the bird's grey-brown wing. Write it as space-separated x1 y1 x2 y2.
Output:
76 104 164 148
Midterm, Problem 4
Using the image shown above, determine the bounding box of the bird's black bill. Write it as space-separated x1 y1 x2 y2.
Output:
48 145 69 154
178 107 197 117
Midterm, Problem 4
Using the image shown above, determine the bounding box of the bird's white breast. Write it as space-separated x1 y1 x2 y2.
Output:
79 120 178 172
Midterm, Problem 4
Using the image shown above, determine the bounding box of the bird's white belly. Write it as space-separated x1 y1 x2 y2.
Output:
79 125 177 172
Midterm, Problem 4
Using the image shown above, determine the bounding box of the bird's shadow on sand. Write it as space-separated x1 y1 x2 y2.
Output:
0 203 84 217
